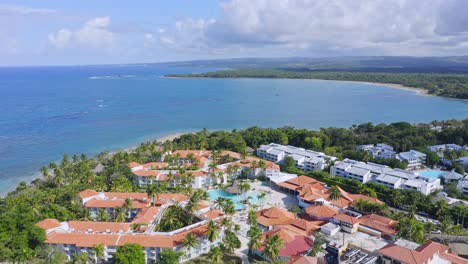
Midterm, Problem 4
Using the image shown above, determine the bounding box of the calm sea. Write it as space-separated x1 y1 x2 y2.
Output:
0 65 467 194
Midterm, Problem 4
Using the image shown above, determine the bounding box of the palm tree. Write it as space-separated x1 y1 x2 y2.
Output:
247 225 263 257
214 197 226 211
239 182 251 199
263 234 284 262
93 244 105 264
40 166 49 178
224 199 236 216
123 198 133 219
114 207 126 222
434 200 449 221
98 208 109 222
207 220 220 242
257 192 267 208
182 233 199 257
329 186 342 201
221 217 233 230
209 246 223 264
247 209 257 225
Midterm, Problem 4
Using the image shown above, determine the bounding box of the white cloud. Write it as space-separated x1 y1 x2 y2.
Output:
0 4 56 15
158 0 468 56
48 17 115 52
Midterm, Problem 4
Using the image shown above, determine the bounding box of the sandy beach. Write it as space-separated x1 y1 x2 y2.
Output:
332 80 429 96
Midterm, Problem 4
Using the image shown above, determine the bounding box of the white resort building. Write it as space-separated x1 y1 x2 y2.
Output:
428 143 464 158
256 143 337 171
330 159 442 195
397 150 427 169
357 143 397 159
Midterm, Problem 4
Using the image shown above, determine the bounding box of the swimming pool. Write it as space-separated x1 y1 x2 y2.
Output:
208 189 260 210
417 170 444 179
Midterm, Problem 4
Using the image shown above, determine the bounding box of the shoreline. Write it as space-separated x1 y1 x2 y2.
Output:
164 74 468 101
0 132 189 197
336 80 429 96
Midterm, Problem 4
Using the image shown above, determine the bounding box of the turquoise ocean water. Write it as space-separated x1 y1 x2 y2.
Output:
1 65 467 194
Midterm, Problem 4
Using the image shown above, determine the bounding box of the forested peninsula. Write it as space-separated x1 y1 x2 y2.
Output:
166 69 468 99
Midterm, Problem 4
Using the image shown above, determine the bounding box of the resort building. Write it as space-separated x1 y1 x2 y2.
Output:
256 143 337 171
256 206 296 231
357 214 398 240
457 176 468 196
274 174 383 209
428 144 464 158
37 190 225 263
440 170 464 183
331 213 360 234
456 156 468 170
357 143 397 159
378 240 467 264
330 159 442 195
330 159 392 183
130 151 280 188
305 204 339 221
254 227 314 262
397 150 427 169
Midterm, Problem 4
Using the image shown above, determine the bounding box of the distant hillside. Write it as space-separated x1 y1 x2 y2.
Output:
156 56 468 74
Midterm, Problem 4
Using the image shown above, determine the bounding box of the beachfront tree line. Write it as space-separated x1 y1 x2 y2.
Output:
0 119 467 262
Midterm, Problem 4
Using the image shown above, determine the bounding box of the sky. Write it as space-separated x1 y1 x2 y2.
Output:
1 0 468 66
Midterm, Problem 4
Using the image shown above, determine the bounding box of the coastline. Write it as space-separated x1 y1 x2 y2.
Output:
0 132 189 197
337 80 429 96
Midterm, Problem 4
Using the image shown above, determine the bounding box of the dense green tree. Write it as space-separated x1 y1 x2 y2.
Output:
114 244 145 264
158 249 182 264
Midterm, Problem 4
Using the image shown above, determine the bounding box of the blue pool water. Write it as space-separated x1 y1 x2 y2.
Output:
208 189 260 210
417 170 445 179
1 65 467 194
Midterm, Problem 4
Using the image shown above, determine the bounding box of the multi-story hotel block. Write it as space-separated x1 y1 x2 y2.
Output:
357 143 397 159
256 143 337 171
331 159 442 195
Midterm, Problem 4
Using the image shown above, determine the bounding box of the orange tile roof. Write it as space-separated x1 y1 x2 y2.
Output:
45 223 211 249
278 219 320 236
157 193 188 203
350 194 384 205
220 150 242 159
36 219 61 230
131 207 160 224
189 171 208 177
132 169 161 177
203 210 224 220
128 162 141 168
46 232 120 247
257 207 296 227
262 227 297 243
104 192 149 200
260 227 314 257
332 213 360 225
305 204 338 219
85 198 149 209
379 241 457 264
68 221 131 233
142 162 169 169
172 150 211 159
289 256 326 264
78 189 99 199
359 214 398 235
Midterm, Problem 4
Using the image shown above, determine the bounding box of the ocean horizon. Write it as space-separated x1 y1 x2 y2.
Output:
1 65 467 194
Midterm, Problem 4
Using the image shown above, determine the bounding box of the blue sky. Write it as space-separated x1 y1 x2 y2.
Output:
2 0 468 66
